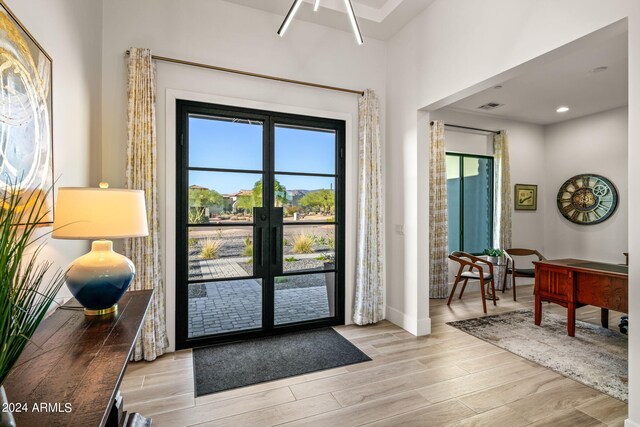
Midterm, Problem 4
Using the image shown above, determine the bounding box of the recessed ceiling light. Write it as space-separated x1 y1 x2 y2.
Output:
591 66 608 73
556 106 570 113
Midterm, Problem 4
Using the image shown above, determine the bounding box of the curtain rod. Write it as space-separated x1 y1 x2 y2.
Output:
430 122 501 135
125 50 365 96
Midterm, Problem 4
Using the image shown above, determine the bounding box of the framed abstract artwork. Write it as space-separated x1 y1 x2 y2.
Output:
0 0 54 223
514 184 537 211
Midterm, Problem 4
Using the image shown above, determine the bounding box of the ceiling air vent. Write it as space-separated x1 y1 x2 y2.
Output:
477 102 503 110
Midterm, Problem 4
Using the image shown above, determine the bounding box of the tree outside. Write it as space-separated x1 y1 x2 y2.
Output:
299 189 334 213
188 186 223 223
236 179 288 211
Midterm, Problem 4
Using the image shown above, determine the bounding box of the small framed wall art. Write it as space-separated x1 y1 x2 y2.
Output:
0 0 54 223
514 184 537 211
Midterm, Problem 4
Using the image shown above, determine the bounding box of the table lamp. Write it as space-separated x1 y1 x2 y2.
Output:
52 184 148 315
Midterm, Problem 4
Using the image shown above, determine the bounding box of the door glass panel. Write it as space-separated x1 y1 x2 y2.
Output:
446 154 461 253
188 278 262 338
188 115 263 170
274 273 334 325
275 174 335 223
188 227 254 281
180 101 344 344
275 125 335 174
283 224 335 273
189 171 263 224
462 157 492 254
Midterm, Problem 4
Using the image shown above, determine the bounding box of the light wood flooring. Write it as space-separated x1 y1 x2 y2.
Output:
120 285 628 426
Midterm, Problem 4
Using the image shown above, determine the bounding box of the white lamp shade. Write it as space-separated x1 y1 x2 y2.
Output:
52 187 149 239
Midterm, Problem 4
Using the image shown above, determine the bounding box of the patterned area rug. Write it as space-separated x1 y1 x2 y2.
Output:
447 308 628 402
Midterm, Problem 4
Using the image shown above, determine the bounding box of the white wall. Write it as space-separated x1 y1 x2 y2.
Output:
7 0 103 303
101 0 387 351
429 109 546 291
386 1 640 423
544 107 628 263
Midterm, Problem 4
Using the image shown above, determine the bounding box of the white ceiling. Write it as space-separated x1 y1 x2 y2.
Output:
445 31 628 126
222 0 435 40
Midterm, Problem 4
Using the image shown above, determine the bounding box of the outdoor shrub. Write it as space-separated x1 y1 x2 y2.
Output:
292 234 314 254
285 256 297 262
316 254 328 261
200 238 223 259
188 208 209 224
188 238 199 248
284 206 300 217
275 277 289 284
242 236 253 257
328 236 335 250
325 217 334 222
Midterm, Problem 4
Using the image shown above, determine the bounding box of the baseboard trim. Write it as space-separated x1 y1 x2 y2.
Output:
625 419 640 427
386 305 431 336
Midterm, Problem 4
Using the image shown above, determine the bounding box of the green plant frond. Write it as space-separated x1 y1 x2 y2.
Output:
0 181 65 385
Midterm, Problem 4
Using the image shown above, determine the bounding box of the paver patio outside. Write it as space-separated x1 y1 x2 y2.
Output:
188 279 331 338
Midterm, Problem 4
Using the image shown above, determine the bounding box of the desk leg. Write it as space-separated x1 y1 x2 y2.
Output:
534 294 542 326
567 303 576 337
601 308 609 329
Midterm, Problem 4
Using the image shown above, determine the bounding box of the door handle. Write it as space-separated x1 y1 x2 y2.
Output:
256 227 264 268
272 207 283 275
272 225 283 277
253 207 267 276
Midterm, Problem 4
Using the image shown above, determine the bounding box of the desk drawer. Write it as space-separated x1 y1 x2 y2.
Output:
576 273 628 313
536 265 571 300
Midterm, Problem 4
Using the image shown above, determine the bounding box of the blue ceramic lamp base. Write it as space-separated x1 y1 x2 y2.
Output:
66 240 136 316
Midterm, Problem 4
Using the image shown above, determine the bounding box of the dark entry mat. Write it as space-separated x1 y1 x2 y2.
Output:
568 262 628 274
192 328 371 397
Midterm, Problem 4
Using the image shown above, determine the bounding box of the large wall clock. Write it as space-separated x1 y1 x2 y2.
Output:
556 174 618 225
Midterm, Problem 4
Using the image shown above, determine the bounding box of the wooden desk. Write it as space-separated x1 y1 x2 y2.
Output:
534 259 627 336
4 290 153 426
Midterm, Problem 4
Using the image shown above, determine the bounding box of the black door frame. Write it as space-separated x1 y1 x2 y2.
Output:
176 100 346 349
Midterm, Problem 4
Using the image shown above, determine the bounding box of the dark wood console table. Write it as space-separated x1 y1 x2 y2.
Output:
534 259 628 336
4 290 153 426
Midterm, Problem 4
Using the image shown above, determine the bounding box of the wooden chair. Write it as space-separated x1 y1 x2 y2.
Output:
448 251 497 313
503 248 546 301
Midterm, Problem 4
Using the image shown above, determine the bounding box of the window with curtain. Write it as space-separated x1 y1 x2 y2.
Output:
446 153 494 254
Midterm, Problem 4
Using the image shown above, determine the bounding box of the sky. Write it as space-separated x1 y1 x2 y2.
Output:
188 117 336 195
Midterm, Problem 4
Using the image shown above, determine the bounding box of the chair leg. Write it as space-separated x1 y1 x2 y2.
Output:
459 278 470 299
490 278 497 306
479 277 487 313
513 275 517 301
447 276 461 306
501 260 507 293
448 269 464 306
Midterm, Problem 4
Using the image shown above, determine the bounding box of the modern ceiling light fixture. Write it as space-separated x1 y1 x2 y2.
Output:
343 0 364 45
556 106 570 113
277 0 364 45
277 0 304 37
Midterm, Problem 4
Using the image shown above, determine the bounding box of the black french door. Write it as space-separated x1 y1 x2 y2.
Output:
176 100 345 349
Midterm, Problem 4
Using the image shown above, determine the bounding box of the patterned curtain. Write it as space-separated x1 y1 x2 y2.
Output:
353 89 385 325
429 121 448 299
493 131 512 250
124 48 169 361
